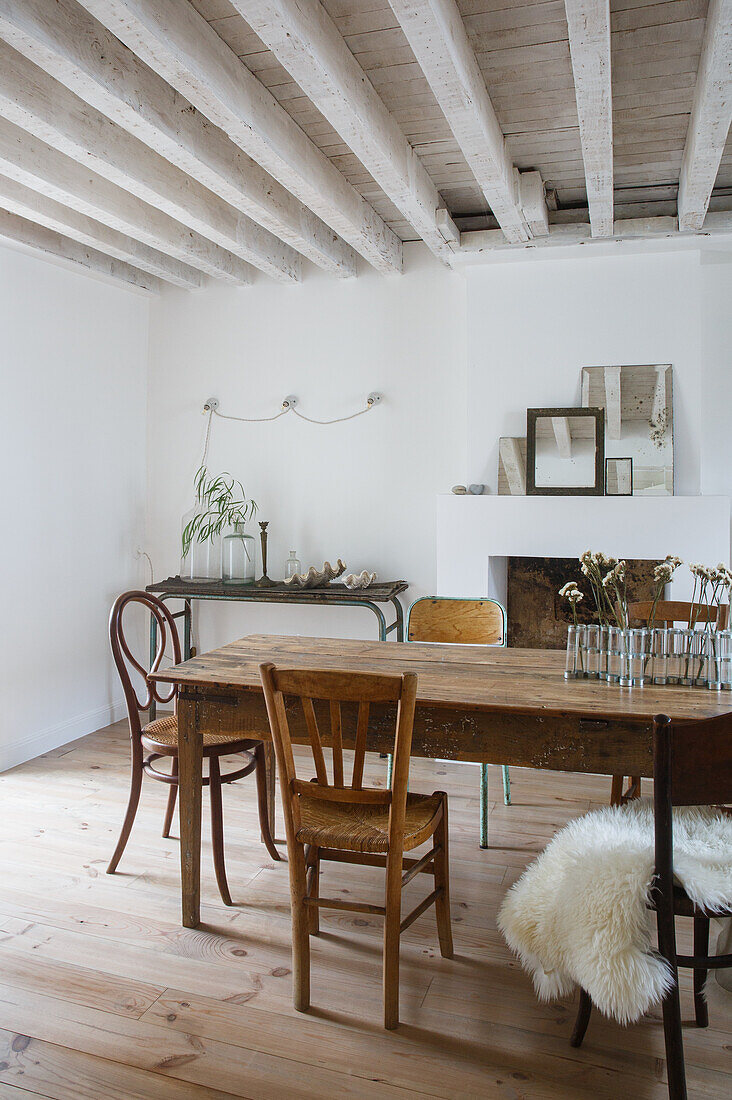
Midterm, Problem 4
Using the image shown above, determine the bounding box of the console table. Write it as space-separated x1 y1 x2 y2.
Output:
145 577 408 716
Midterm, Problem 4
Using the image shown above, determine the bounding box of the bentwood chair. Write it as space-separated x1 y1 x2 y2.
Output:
259 662 453 1029
109 591 279 904
571 712 732 1100
407 596 511 847
613 601 730 805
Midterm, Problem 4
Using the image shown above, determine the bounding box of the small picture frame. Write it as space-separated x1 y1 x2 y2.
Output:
605 456 634 496
526 407 605 496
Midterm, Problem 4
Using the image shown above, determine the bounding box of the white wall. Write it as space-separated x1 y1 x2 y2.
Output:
146 245 467 652
465 249 712 497
0 241 150 771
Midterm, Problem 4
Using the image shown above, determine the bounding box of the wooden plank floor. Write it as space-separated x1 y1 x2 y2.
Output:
0 719 729 1099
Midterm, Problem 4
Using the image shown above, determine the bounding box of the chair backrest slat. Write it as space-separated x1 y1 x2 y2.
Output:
259 664 418 855
653 711 732 941
408 597 506 647
352 702 370 789
654 712 732 808
630 600 728 629
302 696 328 785
330 700 344 787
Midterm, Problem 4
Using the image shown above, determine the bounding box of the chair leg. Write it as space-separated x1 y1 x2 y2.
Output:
209 755 233 906
570 987 593 1047
661 975 687 1100
107 741 143 874
501 764 511 806
657 908 688 1100
162 756 178 838
254 743 280 861
479 764 489 849
383 850 403 1029
433 803 454 959
693 916 710 1028
306 845 320 936
610 775 624 806
290 845 311 1013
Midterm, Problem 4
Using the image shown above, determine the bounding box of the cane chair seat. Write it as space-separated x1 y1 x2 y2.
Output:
141 714 256 753
296 791 445 854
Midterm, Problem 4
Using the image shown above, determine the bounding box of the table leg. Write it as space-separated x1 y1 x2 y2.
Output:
391 597 404 642
177 694 203 928
149 611 158 721
184 599 192 659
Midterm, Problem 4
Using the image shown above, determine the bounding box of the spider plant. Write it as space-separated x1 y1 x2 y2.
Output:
181 465 257 560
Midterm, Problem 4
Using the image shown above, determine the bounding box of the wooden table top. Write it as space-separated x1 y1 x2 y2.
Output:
147 578 408 603
151 634 732 725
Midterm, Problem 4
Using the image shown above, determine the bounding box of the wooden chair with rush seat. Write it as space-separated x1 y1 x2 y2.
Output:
612 599 730 806
571 712 732 1100
259 662 453 1029
406 596 511 848
108 591 279 905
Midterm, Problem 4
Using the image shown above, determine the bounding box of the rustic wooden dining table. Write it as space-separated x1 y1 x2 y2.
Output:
151 633 732 929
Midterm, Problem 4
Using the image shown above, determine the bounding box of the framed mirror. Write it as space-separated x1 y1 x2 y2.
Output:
606 457 633 496
582 364 673 495
526 407 605 496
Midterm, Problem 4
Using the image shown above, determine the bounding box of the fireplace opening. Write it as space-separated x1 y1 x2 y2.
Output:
506 557 661 649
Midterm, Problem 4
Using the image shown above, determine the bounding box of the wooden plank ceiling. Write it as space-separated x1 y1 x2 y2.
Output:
0 0 728 289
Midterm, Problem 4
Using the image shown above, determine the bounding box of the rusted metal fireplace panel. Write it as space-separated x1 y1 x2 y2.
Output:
506 557 661 649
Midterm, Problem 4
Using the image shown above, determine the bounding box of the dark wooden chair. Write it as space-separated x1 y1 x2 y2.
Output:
571 712 732 1100
259 662 453 1029
613 600 730 805
407 596 511 846
108 591 279 905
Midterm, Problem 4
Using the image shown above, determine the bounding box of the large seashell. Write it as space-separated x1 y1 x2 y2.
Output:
344 570 377 589
284 559 346 589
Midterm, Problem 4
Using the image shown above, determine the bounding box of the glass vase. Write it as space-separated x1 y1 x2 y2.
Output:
607 626 621 683
222 523 255 585
585 625 600 679
666 628 683 685
180 505 221 583
598 625 610 681
718 629 732 691
651 628 668 685
564 625 579 679
679 628 695 686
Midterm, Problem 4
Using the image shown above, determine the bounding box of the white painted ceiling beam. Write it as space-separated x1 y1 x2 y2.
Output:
0 173 201 289
603 366 622 441
519 172 549 239
228 0 454 264
564 0 613 237
387 0 533 244
456 212 732 259
677 0 732 231
0 0 356 278
0 116 251 284
0 208 159 292
0 42 298 283
82 0 402 275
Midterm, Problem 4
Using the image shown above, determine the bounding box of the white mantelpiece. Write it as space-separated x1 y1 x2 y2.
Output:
436 495 731 605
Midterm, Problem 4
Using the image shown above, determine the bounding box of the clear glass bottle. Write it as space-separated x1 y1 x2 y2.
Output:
285 550 301 579
222 523 255 585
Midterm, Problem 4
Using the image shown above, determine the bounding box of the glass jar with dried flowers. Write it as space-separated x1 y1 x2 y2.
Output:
560 582 584 678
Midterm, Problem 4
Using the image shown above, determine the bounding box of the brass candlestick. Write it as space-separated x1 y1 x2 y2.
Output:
255 520 275 587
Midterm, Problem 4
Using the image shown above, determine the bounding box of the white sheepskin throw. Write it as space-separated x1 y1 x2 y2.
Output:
498 800 732 1025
